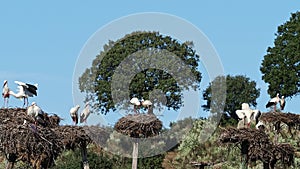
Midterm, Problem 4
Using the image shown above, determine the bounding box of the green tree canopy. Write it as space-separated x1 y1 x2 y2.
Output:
79 31 201 114
202 75 260 121
260 11 300 98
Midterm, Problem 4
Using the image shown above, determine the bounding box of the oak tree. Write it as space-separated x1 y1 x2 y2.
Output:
260 11 300 98
79 31 201 114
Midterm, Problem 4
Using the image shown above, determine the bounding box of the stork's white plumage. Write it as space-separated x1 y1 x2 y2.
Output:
236 109 253 125
142 99 153 114
236 103 253 123
130 97 141 114
9 85 26 105
255 121 265 130
251 109 262 125
27 102 42 117
70 105 80 125
236 103 261 128
130 97 140 105
26 102 43 126
11 81 38 107
241 103 250 110
280 96 285 111
80 103 90 124
2 80 10 108
142 100 152 107
266 93 280 111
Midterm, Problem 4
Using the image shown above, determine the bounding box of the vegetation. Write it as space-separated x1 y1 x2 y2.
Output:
79 31 202 114
2 10 300 169
202 75 260 123
261 11 300 98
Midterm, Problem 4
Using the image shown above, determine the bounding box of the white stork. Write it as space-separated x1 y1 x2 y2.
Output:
266 93 280 111
280 96 285 111
236 109 252 128
236 103 261 128
130 97 141 114
255 121 265 130
142 99 153 114
251 109 262 125
2 80 10 108
80 102 90 124
26 102 43 126
10 81 38 107
70 105 80 125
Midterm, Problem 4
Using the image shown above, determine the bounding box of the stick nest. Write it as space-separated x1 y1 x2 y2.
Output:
260 112 300 127
0 108 107 168
220 127 294 166
114 114 162 138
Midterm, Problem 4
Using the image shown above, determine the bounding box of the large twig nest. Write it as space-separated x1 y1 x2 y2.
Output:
114 114 162 138
260 112 300 127
0 108 93 168
55 126 92 150
220 127 294 167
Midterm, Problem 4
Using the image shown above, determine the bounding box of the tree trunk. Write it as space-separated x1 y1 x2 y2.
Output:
132 140 139 169
81 144 90 169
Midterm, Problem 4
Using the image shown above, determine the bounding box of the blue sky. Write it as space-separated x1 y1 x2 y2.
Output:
1 1 300 126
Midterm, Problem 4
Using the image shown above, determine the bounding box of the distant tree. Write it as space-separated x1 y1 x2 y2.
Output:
79 31 201 114
202 75 260 121
260 11 300 98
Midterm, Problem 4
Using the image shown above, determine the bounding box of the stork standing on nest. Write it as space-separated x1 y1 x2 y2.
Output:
26 102 43 129
10 81 38 107
2 80 10 108
266 93 280 111
80 102 90 124
236 103 261 128
280 96 285 111
70 105 80 125
142 99 153 114
130 97 141 114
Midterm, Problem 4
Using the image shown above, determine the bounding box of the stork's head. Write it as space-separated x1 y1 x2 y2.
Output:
3 80 7 87
31 102 37 106
276 93 280 97
282 95 285 99
242 103 250 110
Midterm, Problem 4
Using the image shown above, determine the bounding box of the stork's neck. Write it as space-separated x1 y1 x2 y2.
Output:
8 90 24 98
8 90 17 97
3 83 8 88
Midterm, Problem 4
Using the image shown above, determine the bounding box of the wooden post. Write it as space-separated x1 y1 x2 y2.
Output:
132 140 139 169
240 141 249 169
274 122 280 145
81 144 90 169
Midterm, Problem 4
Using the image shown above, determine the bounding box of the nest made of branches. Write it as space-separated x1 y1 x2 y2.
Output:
114 114 162 138
260 112 300 128
0 108 98 168
0 108 61 128
220 127 294 166
55 126 92 150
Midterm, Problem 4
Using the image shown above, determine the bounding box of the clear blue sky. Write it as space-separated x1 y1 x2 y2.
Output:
1 1 300 126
